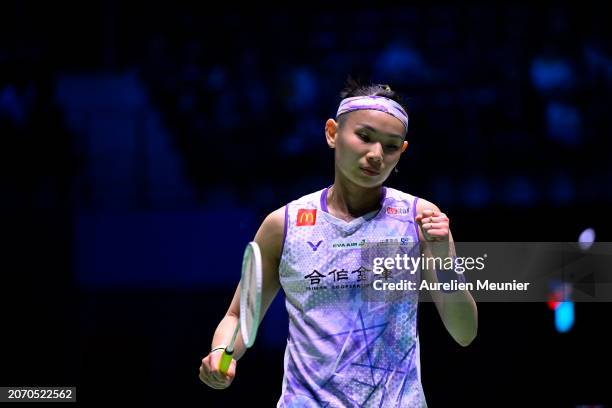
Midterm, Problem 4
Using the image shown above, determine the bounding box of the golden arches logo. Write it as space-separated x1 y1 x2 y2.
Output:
297 209 317 226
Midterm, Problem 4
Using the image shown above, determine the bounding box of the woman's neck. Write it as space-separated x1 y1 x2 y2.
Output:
327 178 384 221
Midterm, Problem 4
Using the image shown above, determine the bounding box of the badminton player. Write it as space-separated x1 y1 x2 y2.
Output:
199 79 478 407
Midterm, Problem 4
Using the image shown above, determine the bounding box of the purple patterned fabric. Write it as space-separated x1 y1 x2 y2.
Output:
277 187 426 407
337 96 409 132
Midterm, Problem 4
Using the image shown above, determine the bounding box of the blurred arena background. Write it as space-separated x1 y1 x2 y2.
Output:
1 3 611 406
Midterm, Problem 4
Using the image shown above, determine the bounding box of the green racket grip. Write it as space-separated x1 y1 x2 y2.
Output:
219 349 233 375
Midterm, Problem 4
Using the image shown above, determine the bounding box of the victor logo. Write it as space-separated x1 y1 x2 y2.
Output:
307 240 323 251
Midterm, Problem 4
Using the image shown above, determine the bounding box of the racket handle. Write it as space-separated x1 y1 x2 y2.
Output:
219 349 233 375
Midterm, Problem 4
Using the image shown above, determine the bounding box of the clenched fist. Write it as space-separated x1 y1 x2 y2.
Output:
415 208 450 242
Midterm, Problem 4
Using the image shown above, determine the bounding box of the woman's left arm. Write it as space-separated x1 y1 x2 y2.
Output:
416 199 478 347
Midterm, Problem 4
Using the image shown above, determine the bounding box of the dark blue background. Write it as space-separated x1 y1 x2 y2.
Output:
2 3 611 406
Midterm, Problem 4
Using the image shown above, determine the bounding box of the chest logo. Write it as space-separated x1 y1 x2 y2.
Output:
307 240 323 251
297 209 317 226
386 206 410 215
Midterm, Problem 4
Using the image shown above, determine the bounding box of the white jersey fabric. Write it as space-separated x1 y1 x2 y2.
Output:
277 186 427 407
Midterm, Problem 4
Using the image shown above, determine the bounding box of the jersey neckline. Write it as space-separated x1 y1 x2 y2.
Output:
319 185 387 231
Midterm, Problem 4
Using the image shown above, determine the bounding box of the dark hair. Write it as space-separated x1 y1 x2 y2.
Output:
340 77 406 106
337 77 408 127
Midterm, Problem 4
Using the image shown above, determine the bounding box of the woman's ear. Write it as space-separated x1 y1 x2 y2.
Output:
325 119 338 148
401 140 409 153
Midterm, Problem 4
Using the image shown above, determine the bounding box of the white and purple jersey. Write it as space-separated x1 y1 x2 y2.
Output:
277 186 427 407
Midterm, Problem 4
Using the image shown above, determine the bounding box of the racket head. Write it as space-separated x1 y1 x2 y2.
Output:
240 241 263 348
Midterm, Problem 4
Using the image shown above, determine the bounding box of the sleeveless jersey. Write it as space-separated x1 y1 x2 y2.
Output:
277 186 427 407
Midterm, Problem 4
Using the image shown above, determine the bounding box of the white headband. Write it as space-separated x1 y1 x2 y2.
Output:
336 96 409 132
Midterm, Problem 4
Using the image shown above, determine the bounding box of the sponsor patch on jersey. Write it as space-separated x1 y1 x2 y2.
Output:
331 238 367 250
331 236 415 250
378 236 416 245
386 206 410 215
297 209 317 226
307 240 323 251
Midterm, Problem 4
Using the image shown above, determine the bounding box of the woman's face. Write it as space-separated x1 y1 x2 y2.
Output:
327 109 408 188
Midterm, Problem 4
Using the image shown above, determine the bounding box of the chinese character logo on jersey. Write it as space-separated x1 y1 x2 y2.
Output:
297 209 317 226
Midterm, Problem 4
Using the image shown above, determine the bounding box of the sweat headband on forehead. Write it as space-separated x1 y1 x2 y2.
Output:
336 96 409 132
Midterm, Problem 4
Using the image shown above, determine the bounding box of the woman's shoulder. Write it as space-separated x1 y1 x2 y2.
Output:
258 206 285 241
257 187 326 238
384 186 418 203
286 187 327 207
384 187 446 215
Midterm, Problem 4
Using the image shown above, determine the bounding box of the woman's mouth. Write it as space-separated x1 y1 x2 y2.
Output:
360 167 381 176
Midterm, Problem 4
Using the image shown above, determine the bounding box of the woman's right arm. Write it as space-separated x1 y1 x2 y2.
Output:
199 206 285 389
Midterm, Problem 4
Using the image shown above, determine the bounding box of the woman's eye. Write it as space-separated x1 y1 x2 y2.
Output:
358 133 370 142
386 145 400 151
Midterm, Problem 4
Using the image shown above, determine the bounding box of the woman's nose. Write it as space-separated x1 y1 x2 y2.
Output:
368 155 382 164
367 143 383 164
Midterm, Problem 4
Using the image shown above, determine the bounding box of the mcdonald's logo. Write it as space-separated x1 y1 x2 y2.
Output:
297 209 317 226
